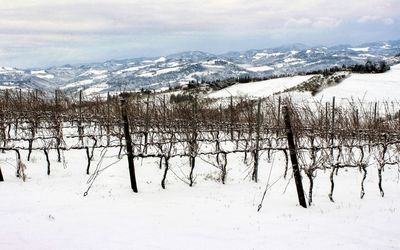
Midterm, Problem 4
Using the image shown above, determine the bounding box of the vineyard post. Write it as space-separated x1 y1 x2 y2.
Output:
120 97 138 193
325 102 328 142
144 94 150 154
1 97 5 153
55 89 58 107
162 95 166 129
107 92 110 146
374 102 378 129
78 90 83 144
0 165 3 181
188 96 198 187
5 89 9 110
277 96 281 136
252 98 262 182
79 90 83 123
331 97 335 156
283 105 307 208
55 89 61 162
230 95 234 140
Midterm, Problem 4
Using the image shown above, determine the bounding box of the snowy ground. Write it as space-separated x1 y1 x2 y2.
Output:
208 75 313 99
1 148 400 250
208 63 400 104
314 63 400 103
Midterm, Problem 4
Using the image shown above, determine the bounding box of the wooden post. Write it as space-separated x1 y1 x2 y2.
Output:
0 165 4 182
277 96 281 136
144 94 150 153
230 96 234 140
120 97 138 193
162 95 166 130
374 102 378 129
331 97 335 156
252 98 262 182
283 105 307 208
79 90 82 120
5 90 9 110
107 92 110 146
325 102 329 141
78 90 83 144
55 89 58 107
331 97 335 128
188 97 198 187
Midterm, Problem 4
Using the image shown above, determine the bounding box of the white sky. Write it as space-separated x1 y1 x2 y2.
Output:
0 0 399 68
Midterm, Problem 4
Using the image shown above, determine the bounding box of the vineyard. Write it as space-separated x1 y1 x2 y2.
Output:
1 89 400 207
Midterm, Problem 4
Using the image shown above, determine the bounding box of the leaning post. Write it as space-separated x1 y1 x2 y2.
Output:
120 96 138 193
283 105 307 208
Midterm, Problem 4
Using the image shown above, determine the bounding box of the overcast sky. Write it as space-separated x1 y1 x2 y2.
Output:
1 0 399 68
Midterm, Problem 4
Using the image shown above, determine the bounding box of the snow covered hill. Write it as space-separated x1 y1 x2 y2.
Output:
208 75 314 98
314 63 400 102
0 40 399 96
207 63 400 103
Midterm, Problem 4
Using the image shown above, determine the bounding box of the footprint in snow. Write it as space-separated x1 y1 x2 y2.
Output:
48 214 55 221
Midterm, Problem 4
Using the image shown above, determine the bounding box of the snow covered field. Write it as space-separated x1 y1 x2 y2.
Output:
208 63 400 104
208 75 313 99
315 63 400 103
1 147 400 250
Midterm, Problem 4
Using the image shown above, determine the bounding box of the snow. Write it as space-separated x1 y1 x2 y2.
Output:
208 75 313 98
203 64 225 69
0 67 23 74
315 63 400 102
349 47 369 52
36 74 55 79
31 70 46 74
358 53 377 58
115 65 148 75
284 58 300 63
83 82 108 95
154 57 167 63
156 66 181 75
241 65 274 72
253 52 285 60
81 69 108 76
0 66 16 72
138 71 155 77
305 60 323 66
253 52 269 60
207 63 400 103
0 85 17 90
30 70 55 79
381 43 391 49
61 79 94 89
93 74 107 80
1 146 399 250
2 61 400 250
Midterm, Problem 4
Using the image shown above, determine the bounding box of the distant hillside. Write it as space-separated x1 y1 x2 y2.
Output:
0 40 399 96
